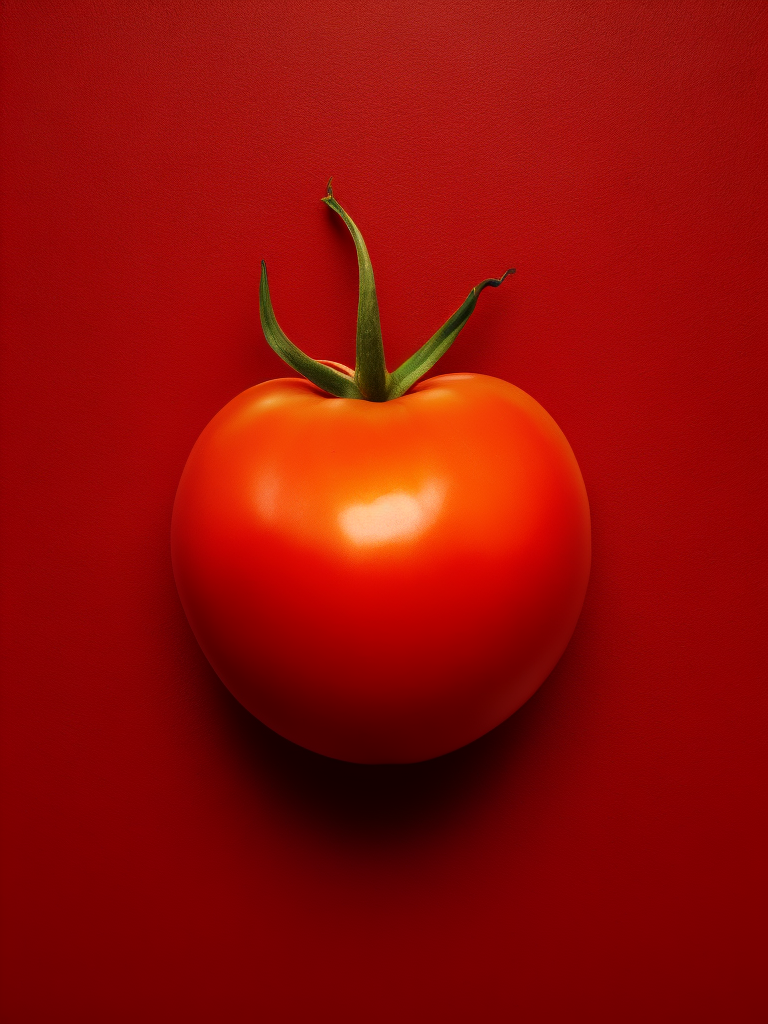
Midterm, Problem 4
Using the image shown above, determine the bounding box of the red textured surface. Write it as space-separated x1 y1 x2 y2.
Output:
1 2 765 1020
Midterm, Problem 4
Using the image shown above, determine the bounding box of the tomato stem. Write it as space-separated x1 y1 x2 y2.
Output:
258 183 514 401
321 180 389 402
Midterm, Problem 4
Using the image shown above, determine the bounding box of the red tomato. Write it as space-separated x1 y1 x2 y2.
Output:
171 371 590 763
172 184 590 762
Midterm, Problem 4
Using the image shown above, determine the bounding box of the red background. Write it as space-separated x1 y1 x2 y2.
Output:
1 2 765 1020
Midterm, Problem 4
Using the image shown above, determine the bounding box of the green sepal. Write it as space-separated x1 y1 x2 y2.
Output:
321 181 389 402
259 261 363 399
386 269 515 400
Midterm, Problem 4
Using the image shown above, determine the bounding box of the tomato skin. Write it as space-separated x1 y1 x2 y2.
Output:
171 373 590 763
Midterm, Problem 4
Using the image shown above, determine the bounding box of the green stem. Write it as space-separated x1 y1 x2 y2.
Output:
322 180 389 402
258 182 514 402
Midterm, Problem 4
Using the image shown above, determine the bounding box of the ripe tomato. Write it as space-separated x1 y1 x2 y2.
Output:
172 184 590 763
172 372 590 763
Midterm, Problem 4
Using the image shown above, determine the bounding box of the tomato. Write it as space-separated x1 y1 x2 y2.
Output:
172 183 590 763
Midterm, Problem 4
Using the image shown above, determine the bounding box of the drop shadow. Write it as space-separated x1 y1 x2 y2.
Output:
206 661 556 848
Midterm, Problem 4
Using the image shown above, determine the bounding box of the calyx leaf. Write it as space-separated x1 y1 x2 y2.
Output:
259 261 362 399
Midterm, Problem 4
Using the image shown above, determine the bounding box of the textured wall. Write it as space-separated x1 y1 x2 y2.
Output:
1 2 765 1020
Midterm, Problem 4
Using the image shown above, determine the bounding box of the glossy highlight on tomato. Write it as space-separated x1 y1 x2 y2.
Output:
172 184 590 763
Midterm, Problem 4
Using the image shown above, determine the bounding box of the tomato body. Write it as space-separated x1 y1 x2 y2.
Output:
171 373 590 763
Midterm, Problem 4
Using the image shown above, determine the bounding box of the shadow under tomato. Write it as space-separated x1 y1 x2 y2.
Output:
207 664 557 846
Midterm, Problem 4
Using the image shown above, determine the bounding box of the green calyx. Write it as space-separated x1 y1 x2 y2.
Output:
259 180 514 402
